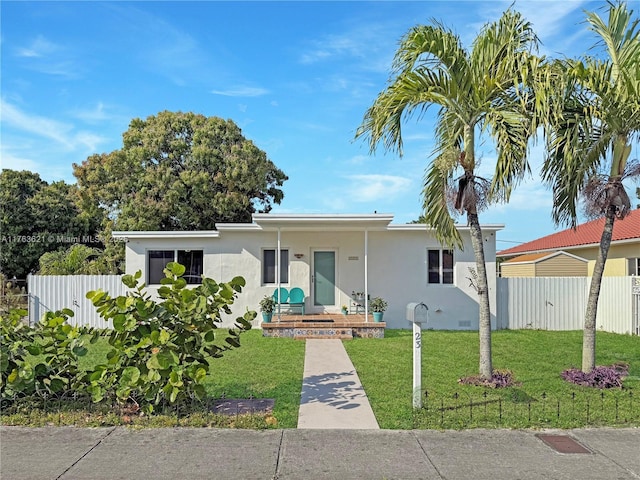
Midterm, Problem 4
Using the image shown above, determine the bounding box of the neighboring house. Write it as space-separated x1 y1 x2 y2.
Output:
500 251 588 278
498 209 640 277
113 213 503 330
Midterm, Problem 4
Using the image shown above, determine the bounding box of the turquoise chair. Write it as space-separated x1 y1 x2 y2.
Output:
288 287 305 315
273 287 289 313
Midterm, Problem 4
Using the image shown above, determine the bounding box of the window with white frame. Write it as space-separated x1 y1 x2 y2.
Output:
148 250 203 284
427 249 454 284
629 258 640 276
263 249 289 284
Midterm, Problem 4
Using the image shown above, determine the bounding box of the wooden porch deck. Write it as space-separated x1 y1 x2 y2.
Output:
261 313 385 339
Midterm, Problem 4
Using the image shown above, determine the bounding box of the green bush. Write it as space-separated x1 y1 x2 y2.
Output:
86 262 254 410
1 308 92 398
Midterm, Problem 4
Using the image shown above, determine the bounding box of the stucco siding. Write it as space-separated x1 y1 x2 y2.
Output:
587 257 630 277
121 227 498 330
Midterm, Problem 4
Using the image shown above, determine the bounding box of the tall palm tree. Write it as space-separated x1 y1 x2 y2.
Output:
535 1 640 373
356 10 539 379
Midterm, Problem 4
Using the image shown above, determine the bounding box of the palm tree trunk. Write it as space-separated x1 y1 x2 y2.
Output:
468 211 492 379
582 205 616 373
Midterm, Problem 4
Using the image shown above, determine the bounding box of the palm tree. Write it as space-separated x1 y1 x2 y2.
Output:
356 11 539 379
535 1 640 373
38 244 105 275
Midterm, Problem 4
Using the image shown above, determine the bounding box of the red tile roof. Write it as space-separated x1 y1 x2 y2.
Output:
498 208 640 257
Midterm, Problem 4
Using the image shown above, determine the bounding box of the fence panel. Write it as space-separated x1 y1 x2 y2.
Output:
596 276 634 334
27 275 126 328
498 276 635 334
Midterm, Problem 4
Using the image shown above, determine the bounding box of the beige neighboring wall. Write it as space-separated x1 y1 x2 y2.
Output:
500 251 588 278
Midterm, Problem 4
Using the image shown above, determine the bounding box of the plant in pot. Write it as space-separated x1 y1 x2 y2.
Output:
370 297 387 322
341 305 349 315
259 295 276 323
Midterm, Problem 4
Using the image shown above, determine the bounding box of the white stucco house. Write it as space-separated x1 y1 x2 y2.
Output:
113 213 503 330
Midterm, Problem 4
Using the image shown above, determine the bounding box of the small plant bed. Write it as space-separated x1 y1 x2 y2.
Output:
458 369 521 388
562 363 629 389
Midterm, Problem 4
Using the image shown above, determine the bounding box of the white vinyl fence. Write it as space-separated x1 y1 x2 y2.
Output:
27 274 640 335
28 275 127 328
497 276 639 335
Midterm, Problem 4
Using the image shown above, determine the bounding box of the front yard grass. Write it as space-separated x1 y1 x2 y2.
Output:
344 329 640 429
3 329 638 429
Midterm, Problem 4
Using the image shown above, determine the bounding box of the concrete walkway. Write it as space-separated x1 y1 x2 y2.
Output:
297 339 379 429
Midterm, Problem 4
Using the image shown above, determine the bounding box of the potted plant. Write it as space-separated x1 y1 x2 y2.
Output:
259 295 276 323
341 305 348 315
370 297 387 322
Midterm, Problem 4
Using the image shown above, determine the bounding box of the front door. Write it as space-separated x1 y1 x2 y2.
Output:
313 250 336 307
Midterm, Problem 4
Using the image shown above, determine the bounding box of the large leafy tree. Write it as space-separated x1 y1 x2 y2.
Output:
0 170 97 278
74 111 288 231
356 11 539 379
535 1 640 373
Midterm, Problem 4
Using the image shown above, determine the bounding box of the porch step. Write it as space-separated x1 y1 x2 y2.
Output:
293 327 354 340
294 333 353 340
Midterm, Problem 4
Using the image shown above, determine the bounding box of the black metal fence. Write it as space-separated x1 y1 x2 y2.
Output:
412 389 638 429
2 389 638 429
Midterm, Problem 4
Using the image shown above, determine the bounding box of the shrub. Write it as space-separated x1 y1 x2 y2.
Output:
85 262 255 410
561 363 629 389
1 308 92 399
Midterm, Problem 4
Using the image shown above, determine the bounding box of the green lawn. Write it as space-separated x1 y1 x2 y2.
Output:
203 330 306 428
4 329 638 429
344 329 640 429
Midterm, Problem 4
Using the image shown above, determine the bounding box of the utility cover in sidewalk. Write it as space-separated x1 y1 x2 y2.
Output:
536 434 592 454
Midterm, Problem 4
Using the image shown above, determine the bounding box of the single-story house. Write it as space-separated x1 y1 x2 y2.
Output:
500 251 588 277
113 213 503 330
498 209 640 277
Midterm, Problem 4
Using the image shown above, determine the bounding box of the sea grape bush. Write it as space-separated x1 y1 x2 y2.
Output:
1 308 93 398
561 364 629 389
85 262 254 410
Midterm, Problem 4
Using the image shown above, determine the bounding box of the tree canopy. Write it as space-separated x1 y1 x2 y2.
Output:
0 170 98 279
73 111 288 231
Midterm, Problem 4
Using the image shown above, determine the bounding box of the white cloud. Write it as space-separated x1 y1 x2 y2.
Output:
211 86 269 97
1 100 107 152
0 150 40 172
15 35 58 58
1 99 74 147
345 174 412 202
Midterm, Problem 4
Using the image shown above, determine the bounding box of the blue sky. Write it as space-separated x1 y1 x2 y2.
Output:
1 1 637 251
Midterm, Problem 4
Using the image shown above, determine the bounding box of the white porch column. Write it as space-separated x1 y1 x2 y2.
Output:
277 228 281 322
364 228 369 322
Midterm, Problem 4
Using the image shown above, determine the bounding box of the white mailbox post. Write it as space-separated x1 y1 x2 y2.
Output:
406 302 428 408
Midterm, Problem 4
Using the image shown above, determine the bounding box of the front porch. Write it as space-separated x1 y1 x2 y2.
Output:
261 313 386 339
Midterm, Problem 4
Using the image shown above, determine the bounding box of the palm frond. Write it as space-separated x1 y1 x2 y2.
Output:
421 156 462 248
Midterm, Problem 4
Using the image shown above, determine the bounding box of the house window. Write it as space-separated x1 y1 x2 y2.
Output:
629 258 640 276
263 249 289 284
428 249 454 284
148 250 203 284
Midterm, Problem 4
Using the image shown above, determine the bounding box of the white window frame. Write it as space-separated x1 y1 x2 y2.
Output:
427 248 454 285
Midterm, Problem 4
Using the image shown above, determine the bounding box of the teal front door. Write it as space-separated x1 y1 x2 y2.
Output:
313 251 336 306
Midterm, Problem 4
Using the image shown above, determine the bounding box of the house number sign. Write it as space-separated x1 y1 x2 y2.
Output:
406 302 428 409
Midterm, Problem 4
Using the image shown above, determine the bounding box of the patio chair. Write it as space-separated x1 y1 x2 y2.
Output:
288 287 305 315
273 287 289 313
